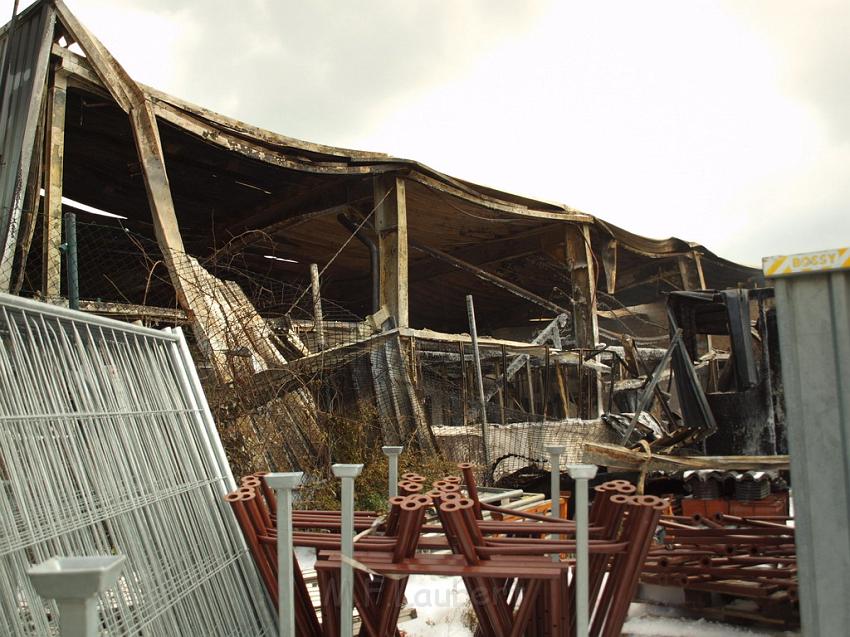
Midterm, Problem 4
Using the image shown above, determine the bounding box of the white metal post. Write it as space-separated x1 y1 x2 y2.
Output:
332 463 364 637
545 445 565 562
567 463 598 637
382 446 403 499
466 295 491 475
171 326 238 490
264 472 303 637
28 555 126 637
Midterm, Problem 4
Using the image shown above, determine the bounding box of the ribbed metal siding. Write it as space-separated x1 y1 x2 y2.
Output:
773 267 850 636
0 2 55 290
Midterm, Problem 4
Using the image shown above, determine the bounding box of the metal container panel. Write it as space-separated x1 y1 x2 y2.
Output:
768 249 850 636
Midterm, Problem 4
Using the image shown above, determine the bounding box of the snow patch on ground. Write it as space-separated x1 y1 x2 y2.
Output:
396 575 473 636
623 603 800 637
297 551 798 637
296 546 317 570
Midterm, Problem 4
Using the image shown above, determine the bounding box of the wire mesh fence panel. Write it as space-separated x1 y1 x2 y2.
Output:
0 294 276 636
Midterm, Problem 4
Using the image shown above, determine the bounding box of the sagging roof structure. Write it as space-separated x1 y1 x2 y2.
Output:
0 1 760 391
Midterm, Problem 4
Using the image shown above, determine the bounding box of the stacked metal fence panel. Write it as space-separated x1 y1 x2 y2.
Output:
0 293 276 636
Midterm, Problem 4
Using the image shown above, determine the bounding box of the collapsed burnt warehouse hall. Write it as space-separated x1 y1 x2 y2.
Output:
1 0 769 487
13 77 756 332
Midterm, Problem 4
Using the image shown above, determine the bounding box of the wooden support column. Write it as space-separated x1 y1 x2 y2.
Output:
692 250 708 289
602 239 618 294
458 342 468 427
130 100 188 273
373 175 409 328
565 223 602 417
525 360 536 418
495 359 506 425
677 252 712 356
42 69 67 299
310 263 325 350
677 254 702 291
556 364 571 418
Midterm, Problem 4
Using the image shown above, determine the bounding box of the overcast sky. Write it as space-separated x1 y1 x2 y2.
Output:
15 0 850 266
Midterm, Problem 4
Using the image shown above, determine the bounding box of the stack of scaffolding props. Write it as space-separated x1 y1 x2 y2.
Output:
230 463 665 637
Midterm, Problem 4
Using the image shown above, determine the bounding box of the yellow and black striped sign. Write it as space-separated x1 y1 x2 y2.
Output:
763 247 850 277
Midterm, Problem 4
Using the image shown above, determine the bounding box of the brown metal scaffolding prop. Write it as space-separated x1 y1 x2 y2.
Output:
226 465 665 636
640 513 799 626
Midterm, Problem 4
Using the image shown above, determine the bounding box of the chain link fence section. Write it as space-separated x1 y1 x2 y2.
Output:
411 336 620 483
7 210 629 490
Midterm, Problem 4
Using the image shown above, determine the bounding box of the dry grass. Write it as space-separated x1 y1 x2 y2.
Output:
298 403 459 511
214 392 461 511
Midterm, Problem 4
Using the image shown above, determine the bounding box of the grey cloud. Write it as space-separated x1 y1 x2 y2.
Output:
727 0 850 144
724 205 848 266
108 0 551 146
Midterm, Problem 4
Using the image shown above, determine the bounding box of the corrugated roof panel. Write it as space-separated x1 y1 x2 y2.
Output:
0 1 55 290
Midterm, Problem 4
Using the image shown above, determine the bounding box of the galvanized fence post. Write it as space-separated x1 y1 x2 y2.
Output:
567 463 598 637
466 295 491 477
28 555 125 637
382 445 403 499
264 472 304 637
63 211 79 310
332 463 364 637
545 444 566 562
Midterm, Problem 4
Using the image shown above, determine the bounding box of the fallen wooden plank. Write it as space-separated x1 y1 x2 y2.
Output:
78 300 189 323
582 441 790 472
41 69 67 299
